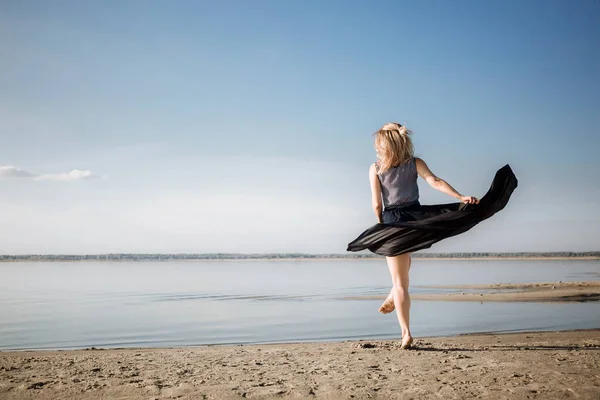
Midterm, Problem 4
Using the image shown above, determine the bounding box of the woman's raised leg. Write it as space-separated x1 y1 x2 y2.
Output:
386 253 413 348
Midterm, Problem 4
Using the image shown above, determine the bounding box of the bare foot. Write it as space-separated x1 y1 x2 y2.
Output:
400 335 414 350
378 295 395 314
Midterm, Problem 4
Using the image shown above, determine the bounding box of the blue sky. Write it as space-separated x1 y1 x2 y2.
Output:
1 0 599 254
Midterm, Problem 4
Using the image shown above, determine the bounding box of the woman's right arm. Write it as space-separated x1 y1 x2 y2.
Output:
415 158 479 204
369 163 384 223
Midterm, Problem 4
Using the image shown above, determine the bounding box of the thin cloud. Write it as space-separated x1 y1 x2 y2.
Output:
0 166 35 178
0 165 98 181
35 169 96 181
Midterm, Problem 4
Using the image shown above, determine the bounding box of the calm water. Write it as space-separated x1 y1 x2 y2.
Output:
1 259 599 350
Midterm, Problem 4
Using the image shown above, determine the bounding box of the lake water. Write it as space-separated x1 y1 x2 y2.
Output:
1 259 599 350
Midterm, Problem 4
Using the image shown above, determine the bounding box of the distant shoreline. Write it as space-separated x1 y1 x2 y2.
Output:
1 254 599 262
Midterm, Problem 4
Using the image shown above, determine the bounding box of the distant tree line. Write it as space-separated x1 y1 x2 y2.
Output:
411 252 600 258
0 252 599 262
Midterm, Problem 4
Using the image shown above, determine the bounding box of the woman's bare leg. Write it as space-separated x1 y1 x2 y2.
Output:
386 253 413 348
379 256 411 314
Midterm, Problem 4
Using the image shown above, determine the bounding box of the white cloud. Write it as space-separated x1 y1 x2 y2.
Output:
0 165 98 181
35 169 95 181
0 166 35 178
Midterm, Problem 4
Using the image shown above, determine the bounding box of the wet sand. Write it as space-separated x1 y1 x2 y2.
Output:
346 281 600 303
1 329 599 399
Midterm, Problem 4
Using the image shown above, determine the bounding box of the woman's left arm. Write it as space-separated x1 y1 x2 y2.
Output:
369 163 383 223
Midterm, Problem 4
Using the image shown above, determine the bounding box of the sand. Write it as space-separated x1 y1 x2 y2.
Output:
415 281 600 302
345 281 600 303
1 330 599 399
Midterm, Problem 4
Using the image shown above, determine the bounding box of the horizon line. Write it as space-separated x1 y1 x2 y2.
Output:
1 251 599 258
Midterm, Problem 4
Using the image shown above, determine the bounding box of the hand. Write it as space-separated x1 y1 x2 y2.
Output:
460 195 479 204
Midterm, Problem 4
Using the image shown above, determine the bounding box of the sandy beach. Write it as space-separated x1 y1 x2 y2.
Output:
1 329 599 399
415 281 600 302
345 281 600 303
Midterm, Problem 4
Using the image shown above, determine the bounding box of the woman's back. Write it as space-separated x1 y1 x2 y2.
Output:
377 157 419 208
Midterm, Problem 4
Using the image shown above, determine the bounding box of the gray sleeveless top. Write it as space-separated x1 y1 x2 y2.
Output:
377 157 419 208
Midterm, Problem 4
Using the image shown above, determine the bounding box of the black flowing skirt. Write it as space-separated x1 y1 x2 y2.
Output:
347 165 518 256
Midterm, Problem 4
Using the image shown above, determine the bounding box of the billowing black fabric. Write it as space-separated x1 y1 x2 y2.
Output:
347 165 518 256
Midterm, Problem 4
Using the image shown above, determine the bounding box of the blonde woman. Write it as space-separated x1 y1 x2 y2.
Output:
347 122 517 350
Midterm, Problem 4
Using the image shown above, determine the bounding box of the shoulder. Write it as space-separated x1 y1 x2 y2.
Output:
369 163 380 179
414 158 435 178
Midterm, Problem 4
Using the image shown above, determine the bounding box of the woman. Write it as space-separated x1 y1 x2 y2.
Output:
347 122 518 350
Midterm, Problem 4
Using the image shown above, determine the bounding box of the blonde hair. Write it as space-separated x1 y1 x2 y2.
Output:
373 122 414 173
